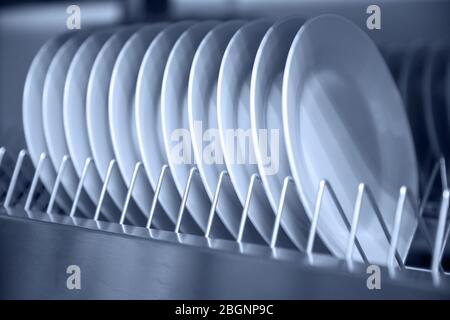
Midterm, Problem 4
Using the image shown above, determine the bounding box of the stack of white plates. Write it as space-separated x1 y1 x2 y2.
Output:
23 15 420 265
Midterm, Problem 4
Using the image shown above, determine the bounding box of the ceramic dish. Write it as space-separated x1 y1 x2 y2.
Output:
109 23 173 228
161 21 223 235
23 33 72 212
250 16 310 250
282 15 419 264
86 25 143 223
216 20 283 244
64 29 120 220
188 20 250 240
42 31 94 217
135 21 194 224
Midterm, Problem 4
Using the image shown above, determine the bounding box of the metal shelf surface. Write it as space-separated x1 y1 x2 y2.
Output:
0 207 449 299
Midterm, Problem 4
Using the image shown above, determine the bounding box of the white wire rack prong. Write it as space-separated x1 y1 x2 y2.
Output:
345 183 365 264
146 164 170 229
237 173 261 243
432 189 449 284
94 159 117 221
175 166 199 234
120 161 143 225
439 219 450 263
270 176 294 249
306 180 325 255
24 152 47 211
69 157 93 217
410 157 449 274
306 179 368 263
387 186 408 272
439 158 448 189
46 155 69 214
205 170 229 238
4 149 27 208
361 184 405 267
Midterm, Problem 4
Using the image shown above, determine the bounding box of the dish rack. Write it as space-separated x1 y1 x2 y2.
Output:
0 145 449 299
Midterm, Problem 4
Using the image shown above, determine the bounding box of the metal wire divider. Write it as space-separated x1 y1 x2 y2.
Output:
0 146 449 286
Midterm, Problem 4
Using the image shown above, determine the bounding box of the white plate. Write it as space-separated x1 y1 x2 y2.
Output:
217 20 275 243
250 16 310 250
188 20 248 239
135 21 194 224
42 31 94 217
23 33 72 212
161 21 218 233
64 29 120 220
188 20 248 237
86 25 143 224
282 15 419 264
109 23 172 227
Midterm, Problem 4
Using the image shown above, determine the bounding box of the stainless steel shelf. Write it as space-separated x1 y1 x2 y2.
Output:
1 207 449 299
